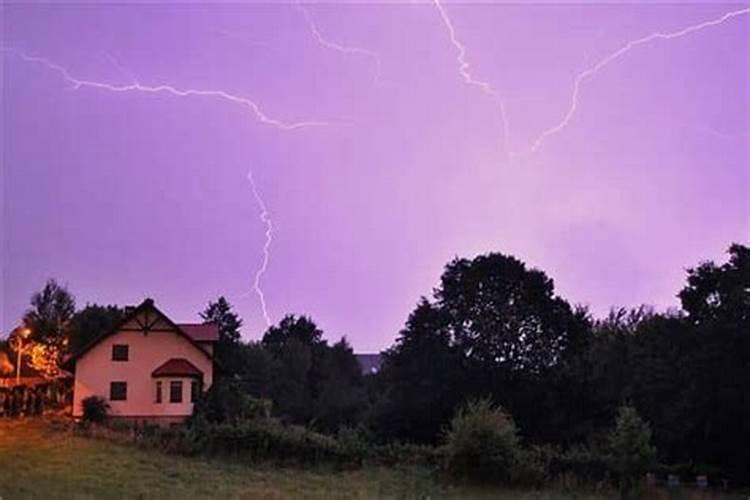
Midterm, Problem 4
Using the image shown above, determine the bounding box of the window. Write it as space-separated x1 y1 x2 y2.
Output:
110 381 127 401
190 380 200 403
112 344 129 361
169 381 183 403
155 381 162 403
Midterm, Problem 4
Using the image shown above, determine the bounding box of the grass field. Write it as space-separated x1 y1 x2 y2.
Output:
0 418 741 499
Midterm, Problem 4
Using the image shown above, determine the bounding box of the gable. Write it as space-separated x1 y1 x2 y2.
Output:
63 299 217 370
120 308 177 334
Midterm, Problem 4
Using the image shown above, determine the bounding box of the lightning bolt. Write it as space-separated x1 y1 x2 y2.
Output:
247 170 273 327
297 3 384 85
3 48 335 130
517 7 750 156
4 47 338 328
433 0 510 153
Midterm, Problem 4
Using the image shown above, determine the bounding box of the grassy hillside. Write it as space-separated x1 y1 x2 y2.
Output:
0 418 739 499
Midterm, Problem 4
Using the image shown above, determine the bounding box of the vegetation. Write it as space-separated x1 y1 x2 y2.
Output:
21 279 76 377
367 244 748 486
81 395 110 424
443 399 521 482
200 297 244 373
2 242 747 492
607 405 656 496
69 304 124 354
0 418 639 499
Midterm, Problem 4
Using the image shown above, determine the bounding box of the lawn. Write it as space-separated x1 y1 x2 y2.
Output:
0 418 739 499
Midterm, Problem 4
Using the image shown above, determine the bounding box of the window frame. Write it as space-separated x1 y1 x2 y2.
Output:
109 381 127 401
155 381 162 403
169 381 183 403
111 344 129 362
190 380 200 403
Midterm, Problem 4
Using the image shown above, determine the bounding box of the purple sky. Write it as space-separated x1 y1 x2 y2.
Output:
2 3 748 351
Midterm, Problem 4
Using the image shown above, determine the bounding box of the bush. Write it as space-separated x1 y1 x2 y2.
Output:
372 441 444 467
81 395 110 424
512 445 554 485
443 398 521 482
192 418 357 465
608 405 656 493
546 443 610 485
190 378 272 425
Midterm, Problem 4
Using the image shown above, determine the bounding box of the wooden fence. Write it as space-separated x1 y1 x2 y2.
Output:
0 379 72 418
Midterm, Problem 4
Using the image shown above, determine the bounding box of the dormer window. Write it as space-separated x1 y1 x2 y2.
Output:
112 344 129 361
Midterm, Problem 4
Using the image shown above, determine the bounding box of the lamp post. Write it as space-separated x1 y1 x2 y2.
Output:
13 327 31 386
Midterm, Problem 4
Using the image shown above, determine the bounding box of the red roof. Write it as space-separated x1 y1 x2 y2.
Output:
152 358 204 378
178 323 219 342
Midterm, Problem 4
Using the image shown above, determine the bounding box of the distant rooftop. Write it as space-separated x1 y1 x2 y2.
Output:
355 353 382 375
179 323 220 342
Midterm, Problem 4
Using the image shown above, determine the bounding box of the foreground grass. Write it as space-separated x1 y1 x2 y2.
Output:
0 418 738 500
0 418 600 499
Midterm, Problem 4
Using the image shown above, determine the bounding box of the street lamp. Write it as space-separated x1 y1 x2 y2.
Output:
12 327 31 386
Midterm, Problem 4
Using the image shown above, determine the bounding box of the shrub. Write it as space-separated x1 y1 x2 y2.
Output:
81 395 110 424
512 445 554 485
190 378 272 425
608 405 656 494
546 443 610 485
194 418 356 465
443 398 521 482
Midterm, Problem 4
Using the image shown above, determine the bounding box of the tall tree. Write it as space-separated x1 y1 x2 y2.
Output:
437 253 578 376
23 279 76 377
235 341 272 399
313 337 366 432
675 244 749 482
262 315 326 424
200 297 243 373
69 304 124 354
262 315 324 354
679 243 749 325
437 253 589 441
370 299 466 443
260 315 364 431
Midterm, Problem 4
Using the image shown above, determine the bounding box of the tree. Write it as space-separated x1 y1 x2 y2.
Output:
259 315 364 432
23 279 76 377
679 243 749 325
437 253 579 376
69 304 124 354
262 315 324 354
608 405 656 497
236 341 272 399
200 297 244 373
369 299 466 443
444 398 521 482
262 315 325 424
0 345 13 376
313 338 366 432
674 243 749 482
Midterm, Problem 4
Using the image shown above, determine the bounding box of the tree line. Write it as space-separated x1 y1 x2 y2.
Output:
2 243 747 484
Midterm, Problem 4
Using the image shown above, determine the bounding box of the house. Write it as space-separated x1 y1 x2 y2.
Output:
63 298 219 424
355 353 382 375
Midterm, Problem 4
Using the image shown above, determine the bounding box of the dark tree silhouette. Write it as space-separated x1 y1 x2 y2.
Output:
23 279 76 375
200 296 244 373
370 299 465 443
260 315 365 431
24 279 76 347
69 304 124 354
